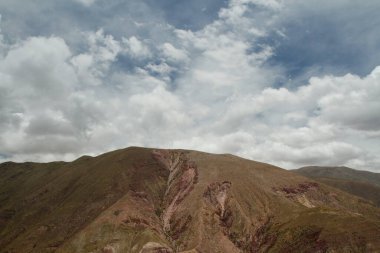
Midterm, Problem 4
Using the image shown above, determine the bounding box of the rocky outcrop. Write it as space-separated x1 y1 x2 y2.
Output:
248 216 277 253
272 182 319 195
272 182 320 208
152 150 198 244
139 242 173 253
203 181 233 230
203 181 277 253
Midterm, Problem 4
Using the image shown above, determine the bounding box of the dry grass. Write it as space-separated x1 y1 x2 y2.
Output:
0 147 379 253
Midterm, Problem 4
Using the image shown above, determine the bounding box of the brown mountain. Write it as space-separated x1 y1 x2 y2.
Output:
293 166 380 207
1 147 379 253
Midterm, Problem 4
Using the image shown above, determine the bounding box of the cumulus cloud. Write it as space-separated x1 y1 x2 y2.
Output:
160 43 189 63
316 69 380 131
0 0 379 173
0 37 84 157
122 36 151 59
71 29 122 85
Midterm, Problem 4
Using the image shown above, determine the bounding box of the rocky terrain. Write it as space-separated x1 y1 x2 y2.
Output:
293 166 380 207
1 147 380 252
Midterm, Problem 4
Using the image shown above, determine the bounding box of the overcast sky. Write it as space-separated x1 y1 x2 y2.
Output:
0 0 380 171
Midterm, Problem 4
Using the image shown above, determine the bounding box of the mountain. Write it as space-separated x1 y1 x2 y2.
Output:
1 147 380 253
293 166 380 187
293 166 380 207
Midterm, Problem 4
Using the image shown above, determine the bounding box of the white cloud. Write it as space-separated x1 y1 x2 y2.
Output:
71 29 122 85
87 29 121 67
160 43 189 63
315 70 380 131
0 0 380 173
0 36 76 102
260 141 363 168
165 63 380 171
74 0 96 7
145 62 174 75
127 85 191 138
211 68 380 170
122 36 151 59
0 37 83 157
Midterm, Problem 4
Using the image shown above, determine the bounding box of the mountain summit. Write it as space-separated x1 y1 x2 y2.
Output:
1 147 379 252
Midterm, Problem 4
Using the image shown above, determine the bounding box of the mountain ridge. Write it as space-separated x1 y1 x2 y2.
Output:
293 166 380 208
294 166 380 187
1 147 379 252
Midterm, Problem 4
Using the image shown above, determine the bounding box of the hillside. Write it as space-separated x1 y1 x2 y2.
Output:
293 166 380 207
294 166 380 187
1 148 380 253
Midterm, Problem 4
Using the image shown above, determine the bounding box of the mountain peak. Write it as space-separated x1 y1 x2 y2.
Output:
1 148 379 252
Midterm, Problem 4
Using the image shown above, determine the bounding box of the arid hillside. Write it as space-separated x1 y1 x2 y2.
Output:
1 148 380 253
294 166 380 187
293 166 380 207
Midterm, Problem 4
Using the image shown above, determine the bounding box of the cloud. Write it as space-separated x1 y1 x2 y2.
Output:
145 62 174 76
315 69 380 131
71 29 122 85
160 43 189 63
0 37 76 120
0 0 380 173
0 14 5 55
213 68 380 170
122 36 151 59
74 0 97 7
264 141 363 167
266 0 380 82
144 0 228 30
0 37 82 156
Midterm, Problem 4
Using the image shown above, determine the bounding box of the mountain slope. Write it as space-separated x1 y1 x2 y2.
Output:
294 166 380 187
1 148 380 253
293 166 380 207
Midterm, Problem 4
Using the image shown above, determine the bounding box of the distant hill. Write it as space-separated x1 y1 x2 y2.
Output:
293 166 380 207
294 166 380 187
1 148 380 252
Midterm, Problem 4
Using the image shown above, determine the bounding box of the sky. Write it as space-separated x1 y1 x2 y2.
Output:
0 0 379 171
